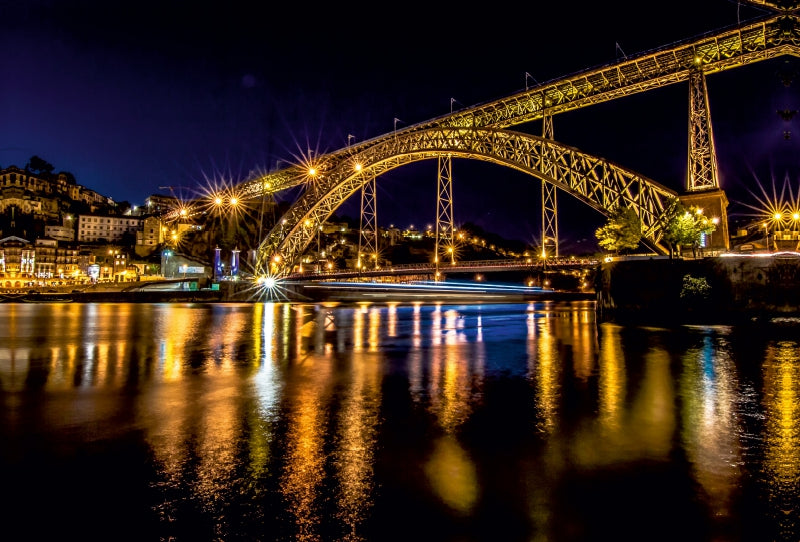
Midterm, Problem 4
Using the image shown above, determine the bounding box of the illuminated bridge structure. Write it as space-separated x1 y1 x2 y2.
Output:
240 1 800 278
284 256 600 282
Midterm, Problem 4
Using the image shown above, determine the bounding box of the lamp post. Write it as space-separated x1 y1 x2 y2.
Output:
711 217 719 251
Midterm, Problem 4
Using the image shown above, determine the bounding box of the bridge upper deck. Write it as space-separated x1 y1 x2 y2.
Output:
241 9 800 198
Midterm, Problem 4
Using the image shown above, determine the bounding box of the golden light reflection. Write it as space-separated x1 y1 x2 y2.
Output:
368 307 381 351
249 303 283 479
424 306 480 512
425 435 478 514
427 306 476 432
0 304 27 392
679 331 742 521
531 314 560 434
281 349 334 541
387 303 398 337
193 375 241 515
409 304 424 402
571 304 598 381
629 340 675 458
205 307 250 372
762 340 800 535
353 304 366 352
572 329 674 469
597 323 626 435
334 329 382 539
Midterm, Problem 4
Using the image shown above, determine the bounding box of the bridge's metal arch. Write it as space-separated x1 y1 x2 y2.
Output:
256 128 679 276
241 6 800 277
238 14 800 203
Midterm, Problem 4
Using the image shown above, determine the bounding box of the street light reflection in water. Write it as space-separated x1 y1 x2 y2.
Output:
1 301 799 541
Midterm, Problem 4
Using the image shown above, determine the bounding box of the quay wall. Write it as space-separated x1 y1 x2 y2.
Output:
596 254 800 323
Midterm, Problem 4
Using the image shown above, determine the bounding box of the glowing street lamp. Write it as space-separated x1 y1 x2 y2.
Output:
710 216 719 248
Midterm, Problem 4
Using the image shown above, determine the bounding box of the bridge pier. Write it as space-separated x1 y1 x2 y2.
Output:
678 189 730 252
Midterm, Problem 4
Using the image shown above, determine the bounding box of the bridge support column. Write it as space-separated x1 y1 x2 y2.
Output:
678 190 730 252
541 113 559 258
686 67 729 252
435 154 455 281
358 172 379 270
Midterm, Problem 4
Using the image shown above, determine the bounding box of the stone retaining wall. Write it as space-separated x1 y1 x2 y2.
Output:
596 254 800 323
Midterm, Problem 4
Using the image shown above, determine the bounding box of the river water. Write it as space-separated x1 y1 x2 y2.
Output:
1 300 799 541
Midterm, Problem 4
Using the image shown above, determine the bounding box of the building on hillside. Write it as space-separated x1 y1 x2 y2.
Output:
77 214 142 243
0 166 119 243
136 215 165 256
45 216 76 241
0 235 35 288
0 165 114 213
144 194 179 215
33 238 57 278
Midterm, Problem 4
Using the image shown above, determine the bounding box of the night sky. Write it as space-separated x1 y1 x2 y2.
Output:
2 0 799 247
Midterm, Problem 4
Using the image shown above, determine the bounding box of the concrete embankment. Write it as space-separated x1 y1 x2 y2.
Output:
596 254 800 323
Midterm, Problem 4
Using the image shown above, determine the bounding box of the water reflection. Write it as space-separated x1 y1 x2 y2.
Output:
679 327 743 523
762 339 800 539
2 301 799 540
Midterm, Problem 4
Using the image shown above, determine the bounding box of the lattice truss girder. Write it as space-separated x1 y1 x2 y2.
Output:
241 14 800 202
256 128 679 275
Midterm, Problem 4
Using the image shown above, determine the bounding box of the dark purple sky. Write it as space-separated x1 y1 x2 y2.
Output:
2 0 798 245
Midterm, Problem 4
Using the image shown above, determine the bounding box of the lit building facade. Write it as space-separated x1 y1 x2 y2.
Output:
0 236 35 288
77 214 142 243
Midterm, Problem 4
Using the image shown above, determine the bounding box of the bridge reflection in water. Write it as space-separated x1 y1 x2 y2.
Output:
1 301 798 540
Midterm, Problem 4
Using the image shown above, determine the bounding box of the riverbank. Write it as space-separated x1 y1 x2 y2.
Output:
596 253 800 324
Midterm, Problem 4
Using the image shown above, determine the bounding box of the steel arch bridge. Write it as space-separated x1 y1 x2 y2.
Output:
243 1 800 277
255 129 678 275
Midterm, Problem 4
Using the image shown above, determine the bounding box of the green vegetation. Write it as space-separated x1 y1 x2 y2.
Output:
595 205 642 254
679 274 712 308
659 201 716 258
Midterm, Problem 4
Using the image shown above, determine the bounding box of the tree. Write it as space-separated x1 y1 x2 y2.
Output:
26 155 55 176
659 201 716 258
595 205 642 254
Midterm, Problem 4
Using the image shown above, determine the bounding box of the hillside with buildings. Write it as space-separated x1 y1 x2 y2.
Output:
0 158 532 291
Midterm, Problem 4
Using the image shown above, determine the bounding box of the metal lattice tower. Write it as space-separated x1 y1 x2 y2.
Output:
435 154 455 279
687 68 720 191
541 113 559 258
358 172 379 270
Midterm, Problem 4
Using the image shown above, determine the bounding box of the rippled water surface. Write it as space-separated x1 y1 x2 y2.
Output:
1 301 799 541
